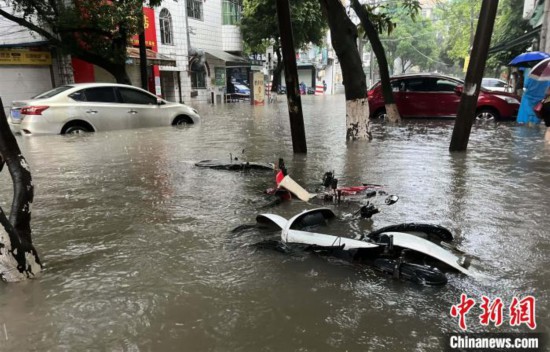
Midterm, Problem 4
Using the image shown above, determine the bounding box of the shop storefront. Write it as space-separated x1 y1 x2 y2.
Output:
0 45 53 112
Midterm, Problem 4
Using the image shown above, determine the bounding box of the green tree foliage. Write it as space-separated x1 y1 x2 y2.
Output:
434 0 481 63
241 0 326 92
0 0 162 83
381 8 439 73
487 0 531 67
241 0 326 55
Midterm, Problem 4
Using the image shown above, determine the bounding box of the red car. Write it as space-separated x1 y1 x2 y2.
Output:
367 73 520 121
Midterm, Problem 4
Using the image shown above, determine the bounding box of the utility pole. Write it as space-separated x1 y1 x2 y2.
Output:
450 0 499 152
139 7 148 90
276 0 307 153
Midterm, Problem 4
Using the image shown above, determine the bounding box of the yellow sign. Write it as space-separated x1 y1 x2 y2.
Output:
463 55 470 73
0 49 52 65
144 14 149 29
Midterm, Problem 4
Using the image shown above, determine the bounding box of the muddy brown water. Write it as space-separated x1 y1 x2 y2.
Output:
0 95 549 351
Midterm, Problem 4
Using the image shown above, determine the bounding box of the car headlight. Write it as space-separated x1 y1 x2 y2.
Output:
495 95 520 104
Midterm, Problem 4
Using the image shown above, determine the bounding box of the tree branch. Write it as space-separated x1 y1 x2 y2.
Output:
57 27 113 37
0 8 61 46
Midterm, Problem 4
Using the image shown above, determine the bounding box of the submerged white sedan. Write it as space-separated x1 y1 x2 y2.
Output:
8 83 200 136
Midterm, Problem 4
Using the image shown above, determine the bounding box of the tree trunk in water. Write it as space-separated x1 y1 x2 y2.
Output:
271 47 283 93
320 0 371 140
0 98 42 282
351 0 401 124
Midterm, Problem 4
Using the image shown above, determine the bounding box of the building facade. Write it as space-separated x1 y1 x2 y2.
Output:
0 0 250 110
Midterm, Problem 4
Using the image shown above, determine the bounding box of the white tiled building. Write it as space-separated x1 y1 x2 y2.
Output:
0 0 249 109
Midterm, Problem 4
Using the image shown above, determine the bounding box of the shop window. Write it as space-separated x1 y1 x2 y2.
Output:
187 0 203 21
191 71 206 89
159 9 173 45
222 0 242 25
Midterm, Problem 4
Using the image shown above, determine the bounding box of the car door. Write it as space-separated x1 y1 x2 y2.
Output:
390 79 407 115
431 78 461 117
70 87 129 131
116 87 163 128
402 77 435 117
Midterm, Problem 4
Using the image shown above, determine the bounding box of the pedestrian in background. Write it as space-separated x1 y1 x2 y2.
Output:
517 72 550 125
516 70 525 97
509 71 518 94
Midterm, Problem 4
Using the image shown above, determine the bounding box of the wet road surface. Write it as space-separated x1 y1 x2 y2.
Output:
0 95 549 351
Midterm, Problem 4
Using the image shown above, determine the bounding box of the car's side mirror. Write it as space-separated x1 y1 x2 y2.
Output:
454 85 463 95
156 98 165 105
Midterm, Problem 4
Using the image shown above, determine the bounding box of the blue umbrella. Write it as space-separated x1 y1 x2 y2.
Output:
509 51 550 67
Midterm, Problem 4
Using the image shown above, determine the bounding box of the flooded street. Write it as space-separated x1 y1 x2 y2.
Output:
0 95 549 351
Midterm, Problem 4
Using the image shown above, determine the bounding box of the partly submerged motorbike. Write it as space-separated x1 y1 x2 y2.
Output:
195 152 274 171
264 165 397 218
254 208 484 285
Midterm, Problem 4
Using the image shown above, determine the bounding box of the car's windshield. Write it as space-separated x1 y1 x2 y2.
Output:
234 84 249 91
32 85 74 99
368 81 381 91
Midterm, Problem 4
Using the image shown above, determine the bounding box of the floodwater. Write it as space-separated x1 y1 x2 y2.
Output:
0 95 549 351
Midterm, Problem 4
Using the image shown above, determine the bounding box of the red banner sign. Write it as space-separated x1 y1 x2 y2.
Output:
131 7 157 50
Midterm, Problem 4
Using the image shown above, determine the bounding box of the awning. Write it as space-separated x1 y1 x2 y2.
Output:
205 49 250 67
488 28 541 54
126 47 176 67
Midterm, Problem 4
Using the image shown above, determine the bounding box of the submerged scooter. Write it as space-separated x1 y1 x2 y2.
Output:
196 151 274 171
254 208 484 285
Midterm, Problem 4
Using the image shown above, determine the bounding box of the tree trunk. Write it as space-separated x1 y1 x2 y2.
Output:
0 98 42 282
351 0 401 124
320 0 371 140
111 64 132 85
271 47 284 93
450 0 499 151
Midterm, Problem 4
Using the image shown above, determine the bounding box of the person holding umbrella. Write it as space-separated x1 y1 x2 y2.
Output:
522 58 550 141
517 70 550 125
510 52 550 125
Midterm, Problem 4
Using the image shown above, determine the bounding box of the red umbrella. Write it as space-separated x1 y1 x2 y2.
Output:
528 58 550 81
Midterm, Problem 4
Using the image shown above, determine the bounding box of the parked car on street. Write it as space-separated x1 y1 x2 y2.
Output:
8 83 200 136
367 73 520 121
233 84 250 96
481 77 511 92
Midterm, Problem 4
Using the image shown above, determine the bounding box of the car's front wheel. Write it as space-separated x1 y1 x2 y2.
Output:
475 108 499 121
172 115 193 126
372 109 387 120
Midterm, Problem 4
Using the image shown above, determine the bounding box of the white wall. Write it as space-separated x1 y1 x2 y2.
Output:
222 25 243 52
188 1 223 51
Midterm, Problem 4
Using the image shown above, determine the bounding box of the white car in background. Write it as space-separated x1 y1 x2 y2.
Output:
8 83 200 136
481 78 511 92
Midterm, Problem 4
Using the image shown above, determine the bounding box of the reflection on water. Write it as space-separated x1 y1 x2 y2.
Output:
0 95 549 351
